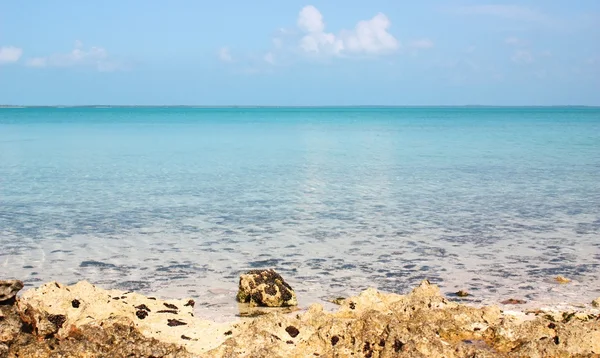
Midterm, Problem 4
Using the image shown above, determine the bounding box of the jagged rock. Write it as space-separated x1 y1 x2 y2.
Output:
593 297 600 308
236 269 297 307
0 302 22 349
7 317 194 358
0 280 23 303
208 280 600 357
16 281 232 356
2 279 600 357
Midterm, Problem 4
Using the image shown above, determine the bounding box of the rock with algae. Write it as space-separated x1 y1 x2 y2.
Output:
208 280 600 358
12 280 232 357
2 278 600 358
236 269 297 307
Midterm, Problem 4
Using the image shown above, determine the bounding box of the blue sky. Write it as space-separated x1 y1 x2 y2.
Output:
1 1 599 105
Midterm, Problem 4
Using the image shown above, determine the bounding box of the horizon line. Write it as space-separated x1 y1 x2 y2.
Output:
1 105 599 109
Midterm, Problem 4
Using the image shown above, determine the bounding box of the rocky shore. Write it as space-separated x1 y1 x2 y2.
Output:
1 273 600 358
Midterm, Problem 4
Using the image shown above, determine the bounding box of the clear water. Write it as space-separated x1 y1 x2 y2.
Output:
1 107 599 319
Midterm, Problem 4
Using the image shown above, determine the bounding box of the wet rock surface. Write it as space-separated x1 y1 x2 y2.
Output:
1 278 599 357
236 269 298 307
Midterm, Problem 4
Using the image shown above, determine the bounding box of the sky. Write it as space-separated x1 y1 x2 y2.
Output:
1 1 599 105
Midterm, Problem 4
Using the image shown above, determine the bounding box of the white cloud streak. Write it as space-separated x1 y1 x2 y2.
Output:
25 41 123 71
408 39 434 49
264 52 275 65
504 37 531 48
511 50 534 64
0 46 23 64
218 47 233 62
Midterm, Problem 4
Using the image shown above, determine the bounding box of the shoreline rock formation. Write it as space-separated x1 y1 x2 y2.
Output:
236 269 298 307
1 278 599 357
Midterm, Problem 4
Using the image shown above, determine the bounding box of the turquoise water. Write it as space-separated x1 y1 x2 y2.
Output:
1 107 600 317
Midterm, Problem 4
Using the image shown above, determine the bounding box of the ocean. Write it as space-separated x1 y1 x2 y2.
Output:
1 107 599 319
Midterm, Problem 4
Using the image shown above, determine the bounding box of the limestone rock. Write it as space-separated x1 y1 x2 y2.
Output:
0 302 22 347
16 280 233 356
3 279 600 357
8 317 194 358
208 280 600 357
236 269 297 307
0 280 23 303
593 297 600 308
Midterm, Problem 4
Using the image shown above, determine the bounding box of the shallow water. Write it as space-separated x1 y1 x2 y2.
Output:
1 107 599 319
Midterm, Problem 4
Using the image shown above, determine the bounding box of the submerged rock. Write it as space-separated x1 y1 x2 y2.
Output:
555 275 571 284
329 297 346 305
0 280 23 303
593 297 600 308
236 269 297 307
501 298 527 305
455 290 470 297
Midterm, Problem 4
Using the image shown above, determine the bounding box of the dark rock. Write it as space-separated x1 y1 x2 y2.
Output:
285 326 299 338
134 304 151 312
79 261 116 268
167 319 187 327
236 269 297 307
47 314 66 329
501 298 527 304
164 303 178 310
157 310 179 314
135 310 148 319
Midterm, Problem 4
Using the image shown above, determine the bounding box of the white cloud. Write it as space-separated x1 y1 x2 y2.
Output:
511 50 534 64
586 56 599 65
0 46 23 64
504 37 527 46
296 6 399 56
25 41 123 71
298 5 325 33
408 38 434 50
26 57 47 67
218 47 233 62
264 52 275 65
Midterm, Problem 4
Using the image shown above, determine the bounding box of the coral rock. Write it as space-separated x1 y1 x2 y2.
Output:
592 297 600 308
236 269 297 307
0 280 23 303
16 280 232 356
208 281 600 358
